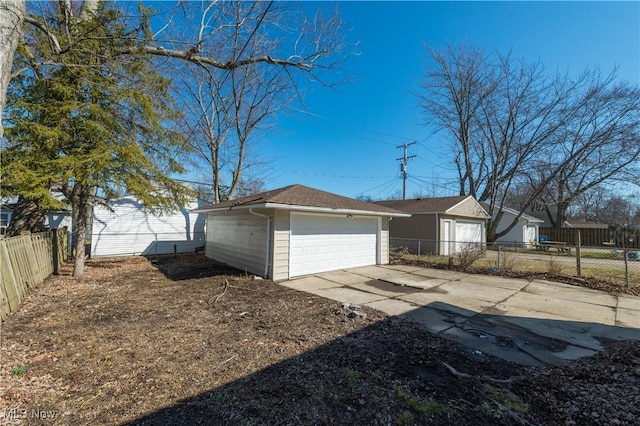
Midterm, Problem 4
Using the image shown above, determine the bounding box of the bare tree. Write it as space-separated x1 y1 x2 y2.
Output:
529 74 640 227
170 1 346 202
419 44 640 240
418 44 499 198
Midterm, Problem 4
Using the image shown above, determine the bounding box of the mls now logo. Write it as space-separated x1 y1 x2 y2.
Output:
4 407 57 420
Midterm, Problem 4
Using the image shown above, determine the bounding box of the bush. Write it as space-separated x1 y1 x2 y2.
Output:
456 244 485 271
390 246 411 263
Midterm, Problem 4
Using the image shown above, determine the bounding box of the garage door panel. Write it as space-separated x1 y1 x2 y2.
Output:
290 213 378 277
455 221 483 253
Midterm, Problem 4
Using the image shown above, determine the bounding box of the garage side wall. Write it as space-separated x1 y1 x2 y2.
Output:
205 210 267 276
272 210 290 281
388 214 437 239
494 212 525 246
388 214 438 254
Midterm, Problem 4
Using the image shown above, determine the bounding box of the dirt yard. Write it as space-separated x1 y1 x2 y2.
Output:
1 254 639 425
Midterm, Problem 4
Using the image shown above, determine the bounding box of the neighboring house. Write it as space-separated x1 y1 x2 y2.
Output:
91 196 207 257
376 195 490 255
0 203 13 234
195 184 409 280
2 192 206 257
481 203 543 248
0 196 72 234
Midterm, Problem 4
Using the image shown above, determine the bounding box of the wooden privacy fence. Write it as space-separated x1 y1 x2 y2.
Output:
0 229 68 322
539 227 640 248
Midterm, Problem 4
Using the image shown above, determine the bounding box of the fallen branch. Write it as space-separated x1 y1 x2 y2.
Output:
220 354 237 365
478 389 536 426
442 361 525 384
209 279 229 304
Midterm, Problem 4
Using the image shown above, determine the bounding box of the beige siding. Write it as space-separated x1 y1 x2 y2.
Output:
206 210 268 277
272 210 290 281
448 197 490 219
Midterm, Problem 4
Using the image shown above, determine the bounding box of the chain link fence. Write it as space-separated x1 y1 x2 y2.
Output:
390 237 639 288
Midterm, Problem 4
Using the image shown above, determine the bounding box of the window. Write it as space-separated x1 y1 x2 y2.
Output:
0 213 9 227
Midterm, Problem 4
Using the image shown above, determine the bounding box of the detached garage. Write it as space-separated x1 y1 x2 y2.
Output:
195 185 408 280
376 195 490 255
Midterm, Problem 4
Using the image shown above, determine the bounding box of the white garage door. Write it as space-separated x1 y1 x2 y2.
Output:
289 213 378 277
455 220 483 253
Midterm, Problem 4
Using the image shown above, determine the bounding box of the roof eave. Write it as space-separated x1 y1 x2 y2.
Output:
265 203 411 217
193 202 411 217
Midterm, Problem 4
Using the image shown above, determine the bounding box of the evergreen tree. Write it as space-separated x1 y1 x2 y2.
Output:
3 4 191 276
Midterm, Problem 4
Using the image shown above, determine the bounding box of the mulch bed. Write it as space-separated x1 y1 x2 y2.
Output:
1 254 639 425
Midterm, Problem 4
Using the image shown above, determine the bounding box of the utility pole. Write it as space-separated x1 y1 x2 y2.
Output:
397 141 416 200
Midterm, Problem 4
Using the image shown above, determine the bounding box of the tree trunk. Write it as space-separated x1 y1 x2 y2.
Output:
5 195 46 237
0 0 25 138
72 199 88 277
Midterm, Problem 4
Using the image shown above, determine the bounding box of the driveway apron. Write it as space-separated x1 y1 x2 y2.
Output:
280 265 640 367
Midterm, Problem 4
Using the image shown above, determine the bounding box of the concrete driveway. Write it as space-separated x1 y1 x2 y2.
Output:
281 265 640 366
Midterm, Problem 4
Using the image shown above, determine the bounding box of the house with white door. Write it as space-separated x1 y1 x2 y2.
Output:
376 195 490 255
481 203 543 248
194 184 409 280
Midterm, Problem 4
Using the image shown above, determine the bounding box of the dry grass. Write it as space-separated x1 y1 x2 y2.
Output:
1 254 639 425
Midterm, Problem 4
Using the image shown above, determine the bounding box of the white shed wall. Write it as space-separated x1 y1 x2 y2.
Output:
91 197 206 257
205 210 268 277
494 211 539 247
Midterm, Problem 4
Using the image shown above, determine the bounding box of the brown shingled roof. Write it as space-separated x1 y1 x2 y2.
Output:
195 184 407 216
375 195 472 213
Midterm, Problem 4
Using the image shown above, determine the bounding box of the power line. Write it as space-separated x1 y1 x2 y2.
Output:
273 169 395 180
355 176 402 200
283 106 415 145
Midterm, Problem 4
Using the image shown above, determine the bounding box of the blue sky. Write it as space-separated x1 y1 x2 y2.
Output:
199 1 640 200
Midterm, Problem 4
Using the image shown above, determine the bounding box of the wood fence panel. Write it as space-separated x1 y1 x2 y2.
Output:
539 227 639 248
33 233 53 283
0 230 68 321
5 237 31 296
25 234 41 288
0 242 19 321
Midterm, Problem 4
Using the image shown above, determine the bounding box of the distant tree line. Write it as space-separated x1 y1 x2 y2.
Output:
417 44 640 241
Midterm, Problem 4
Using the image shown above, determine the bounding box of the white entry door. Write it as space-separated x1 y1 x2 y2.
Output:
524 225 537 247
443 220 452 256
289 213 378 277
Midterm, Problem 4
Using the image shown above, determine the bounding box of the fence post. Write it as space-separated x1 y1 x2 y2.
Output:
52 228 60 275
575 229 582 277
624 248 630 288
497 244 501 270
417 240 421 260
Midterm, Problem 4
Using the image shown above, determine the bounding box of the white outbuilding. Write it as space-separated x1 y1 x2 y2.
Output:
195 184 409 280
